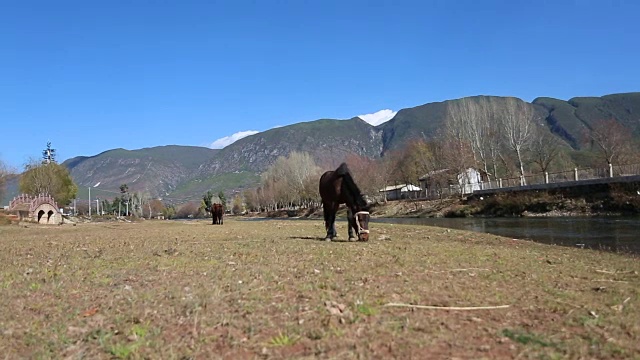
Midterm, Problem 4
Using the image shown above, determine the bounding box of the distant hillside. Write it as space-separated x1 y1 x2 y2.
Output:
62 145 218 200
378 98 452 151
379 96 552 152
533 92 640 149
3 92 638 206
196 117 384 176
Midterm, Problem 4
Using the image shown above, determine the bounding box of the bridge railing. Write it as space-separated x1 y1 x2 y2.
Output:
474 163 640 194
614 163 640 177
547 169 575 183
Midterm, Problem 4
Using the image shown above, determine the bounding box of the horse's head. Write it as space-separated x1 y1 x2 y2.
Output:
354 211 370 241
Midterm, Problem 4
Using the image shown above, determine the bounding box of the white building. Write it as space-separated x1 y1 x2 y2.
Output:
379 184 422 200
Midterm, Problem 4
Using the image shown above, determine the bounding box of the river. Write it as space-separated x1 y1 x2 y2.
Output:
372 217 640 254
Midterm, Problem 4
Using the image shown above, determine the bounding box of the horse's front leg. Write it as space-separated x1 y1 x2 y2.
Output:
329 206 338 239
323 204 335 241
347 208 356 241
329 220 337 240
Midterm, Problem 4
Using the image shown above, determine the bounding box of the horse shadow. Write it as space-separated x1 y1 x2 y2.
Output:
288 236 355 243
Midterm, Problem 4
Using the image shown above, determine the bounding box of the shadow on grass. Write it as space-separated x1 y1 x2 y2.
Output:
288 236 356 243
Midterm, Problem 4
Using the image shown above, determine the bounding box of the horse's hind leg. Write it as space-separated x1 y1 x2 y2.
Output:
323 205 333 241
330 215 337 239
324 206 338 241
330 204 339 239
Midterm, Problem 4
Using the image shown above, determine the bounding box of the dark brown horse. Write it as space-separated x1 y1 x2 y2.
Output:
319 163 370 241
212 203 224 225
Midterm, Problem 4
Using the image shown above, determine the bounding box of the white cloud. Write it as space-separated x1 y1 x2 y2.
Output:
210 130 260 149
357 109 397 126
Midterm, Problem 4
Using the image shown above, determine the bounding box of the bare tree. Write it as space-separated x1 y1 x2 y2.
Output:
390 140 434 190
260 151 321 209
143 199 165 218
485 120 503 180
302 174 321 207
587 119 635 166
345 153 389 200
499 98 537 184
242 189 259 212
448 98 484 172
446 96 510 181
231 195 244 214
439 135 476 197
130 191 151 218
376 155 396 202
286 151 321 204
530 128 565 173
176 201 200 219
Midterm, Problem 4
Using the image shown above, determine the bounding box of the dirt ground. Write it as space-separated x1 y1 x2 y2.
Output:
0 219 638 359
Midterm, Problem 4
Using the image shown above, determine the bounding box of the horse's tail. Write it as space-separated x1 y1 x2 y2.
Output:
335 163 368 209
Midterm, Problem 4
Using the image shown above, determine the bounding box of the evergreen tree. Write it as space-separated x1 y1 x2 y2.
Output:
218 191 226 208
42 142 57 164
202 190 214 212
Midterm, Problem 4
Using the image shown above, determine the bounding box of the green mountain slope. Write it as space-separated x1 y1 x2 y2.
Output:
533 92 640 148
379 99 449 151
379 96 550 152
196 117 383 176
62 145 218 200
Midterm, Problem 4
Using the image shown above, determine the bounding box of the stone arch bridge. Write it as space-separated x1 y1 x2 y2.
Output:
8 194 63 225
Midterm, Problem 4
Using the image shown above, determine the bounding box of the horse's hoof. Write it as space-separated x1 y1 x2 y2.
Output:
349 237 357 242
325 237 332 242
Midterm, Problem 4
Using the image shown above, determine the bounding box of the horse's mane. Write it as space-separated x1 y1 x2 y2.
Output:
335 163 368 210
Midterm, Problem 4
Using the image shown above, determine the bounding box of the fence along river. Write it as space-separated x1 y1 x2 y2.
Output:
422 163 640 198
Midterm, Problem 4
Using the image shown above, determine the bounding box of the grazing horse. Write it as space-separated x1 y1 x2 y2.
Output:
212 203 224 225
319 163 370 241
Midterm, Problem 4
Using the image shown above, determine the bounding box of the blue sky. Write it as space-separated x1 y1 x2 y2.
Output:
1 0 638 170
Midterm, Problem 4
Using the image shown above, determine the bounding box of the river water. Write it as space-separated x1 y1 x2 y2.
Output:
372 217 640 254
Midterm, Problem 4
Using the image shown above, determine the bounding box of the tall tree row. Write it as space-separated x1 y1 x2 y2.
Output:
244 151 322 211
444 97 567 185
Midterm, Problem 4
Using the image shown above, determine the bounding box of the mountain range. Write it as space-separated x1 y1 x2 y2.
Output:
2 92 639 205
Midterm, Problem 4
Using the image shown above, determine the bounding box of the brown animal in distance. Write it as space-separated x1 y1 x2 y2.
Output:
212 203 224 225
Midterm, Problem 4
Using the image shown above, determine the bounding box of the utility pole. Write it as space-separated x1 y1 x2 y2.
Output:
88 187 91 217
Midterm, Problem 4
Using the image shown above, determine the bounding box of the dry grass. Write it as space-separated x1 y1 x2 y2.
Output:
0 218 638 359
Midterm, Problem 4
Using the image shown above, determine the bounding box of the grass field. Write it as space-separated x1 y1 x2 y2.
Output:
0 218 638 359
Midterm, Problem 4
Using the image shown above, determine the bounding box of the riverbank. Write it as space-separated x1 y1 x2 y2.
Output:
260 198 462 219
1 219 638 358
266 184 640 219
